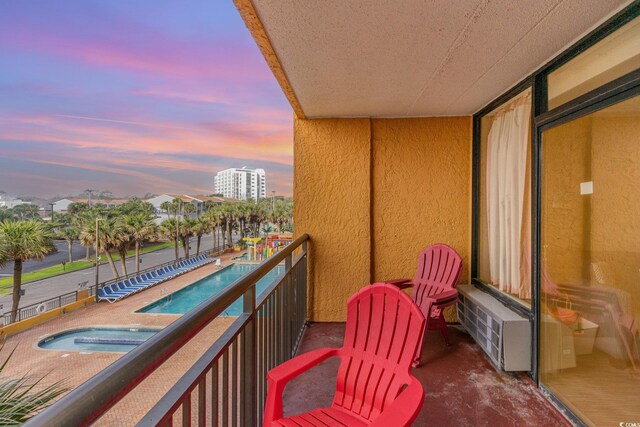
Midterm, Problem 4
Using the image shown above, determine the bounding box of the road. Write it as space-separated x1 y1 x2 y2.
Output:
0 240 91 276
0 233 236 312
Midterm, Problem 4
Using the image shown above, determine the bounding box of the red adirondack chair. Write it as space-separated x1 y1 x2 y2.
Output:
387 244 463 366
263 283 426 427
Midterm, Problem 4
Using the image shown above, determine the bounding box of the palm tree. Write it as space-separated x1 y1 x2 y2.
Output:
202 206 222 251
235 202 249 238
0 209 15 222
261 224 273 239
52 213 78 264
56 225 79 264
0 220 54 323
113 223 131 277
95 218 121 279
77 212 96 261
123 213 157 274
0 343 68 424
159 201 172 219
220 203 237 249
183 203 196 218
74 207 103 260
249 203 268 237
179 218 197 258
271 199 294 233
191 218 209 255
160 218 180 260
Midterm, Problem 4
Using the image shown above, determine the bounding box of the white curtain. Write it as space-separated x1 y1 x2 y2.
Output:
486 94 531 295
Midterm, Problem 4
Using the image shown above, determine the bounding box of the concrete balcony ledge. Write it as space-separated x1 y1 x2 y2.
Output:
282 323 571 426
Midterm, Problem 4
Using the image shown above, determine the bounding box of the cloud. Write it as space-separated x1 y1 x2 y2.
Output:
0 1 294 199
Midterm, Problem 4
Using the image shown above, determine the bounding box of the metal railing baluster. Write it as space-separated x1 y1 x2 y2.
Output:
198 377 205 427
212 361 219 427
222 350 228 427
182 394 191 427
231 339 237 427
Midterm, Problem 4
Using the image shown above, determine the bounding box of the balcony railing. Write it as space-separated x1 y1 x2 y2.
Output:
1 290 79 325
25 234 309 427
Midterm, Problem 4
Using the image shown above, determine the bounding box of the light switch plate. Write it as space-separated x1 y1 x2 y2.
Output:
580 181 593 195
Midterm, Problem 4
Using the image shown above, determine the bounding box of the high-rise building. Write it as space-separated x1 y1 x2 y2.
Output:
214 167 266 201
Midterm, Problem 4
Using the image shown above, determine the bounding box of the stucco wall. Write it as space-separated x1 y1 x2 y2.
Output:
590 115 640 316
294 116 472 321
542 117 592 285
372 117 471 282
293 118 372 321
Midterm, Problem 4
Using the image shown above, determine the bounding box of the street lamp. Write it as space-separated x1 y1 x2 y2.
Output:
49 203 55 222
94 218 104 291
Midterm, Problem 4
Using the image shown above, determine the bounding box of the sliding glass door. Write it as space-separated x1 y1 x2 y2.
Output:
539 94 640 426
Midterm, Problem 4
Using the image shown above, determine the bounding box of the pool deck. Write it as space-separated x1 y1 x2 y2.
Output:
0 250 249 425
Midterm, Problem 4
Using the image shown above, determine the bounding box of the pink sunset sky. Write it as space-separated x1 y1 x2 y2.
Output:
0 1 293 199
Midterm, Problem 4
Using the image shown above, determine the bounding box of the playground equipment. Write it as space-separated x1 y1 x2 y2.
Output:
242 234 293 262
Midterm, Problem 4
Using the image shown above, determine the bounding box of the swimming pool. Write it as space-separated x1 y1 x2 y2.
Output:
38 327 159 353
232 253 249 261
137 264 284 316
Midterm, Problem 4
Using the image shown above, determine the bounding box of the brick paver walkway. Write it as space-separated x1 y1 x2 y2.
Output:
0 251 247 425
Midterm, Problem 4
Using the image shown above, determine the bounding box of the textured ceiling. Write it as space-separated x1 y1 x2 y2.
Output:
250 0 632 118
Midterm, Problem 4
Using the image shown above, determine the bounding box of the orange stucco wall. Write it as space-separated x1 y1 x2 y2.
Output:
542 116 593 285
294 116 472 321
590 115 640 316
293 118 372 321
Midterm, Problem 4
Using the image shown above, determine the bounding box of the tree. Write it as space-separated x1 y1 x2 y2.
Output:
0 342 67 424
113 222 131 277
80 218 121 279
124 213 157 274
66 202 90 216
236 202 250 238
249 202 268 237
271 199 293 233
261 224 273 239
183 203 196 218
0 220 54 323
76 210 98 260
160 201 172 218
9 204 40 221
160 218 180 260
179 218 197 258
202 206 222 252
98 190 113 200
219 203 237 248
115 198 154 217
53 214 79 264
0 208 15 222
191 218 209 255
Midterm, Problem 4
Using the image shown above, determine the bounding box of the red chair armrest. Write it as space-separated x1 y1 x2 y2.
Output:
267 347 339 383
369 378 424 427
264 347 340 425
385 279 413 289
430 289 458 304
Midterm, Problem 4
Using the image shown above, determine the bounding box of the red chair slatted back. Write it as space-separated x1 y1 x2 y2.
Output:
332 283 426 422
413 244 462 310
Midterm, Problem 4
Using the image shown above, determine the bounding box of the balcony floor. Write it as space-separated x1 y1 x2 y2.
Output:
282 323 571 426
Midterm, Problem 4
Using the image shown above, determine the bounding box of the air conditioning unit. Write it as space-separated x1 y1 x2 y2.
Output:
457 284 531 372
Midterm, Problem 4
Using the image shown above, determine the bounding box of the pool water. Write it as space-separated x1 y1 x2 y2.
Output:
137 264 284 316
38 328 159 353
232 253 249 261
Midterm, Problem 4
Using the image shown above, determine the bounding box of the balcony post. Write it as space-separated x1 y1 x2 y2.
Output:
242 284 256 426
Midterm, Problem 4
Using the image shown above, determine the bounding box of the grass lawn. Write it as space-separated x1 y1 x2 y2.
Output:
0 241 174 292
